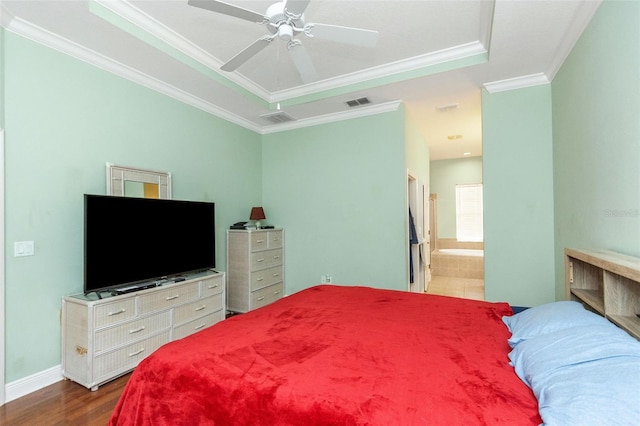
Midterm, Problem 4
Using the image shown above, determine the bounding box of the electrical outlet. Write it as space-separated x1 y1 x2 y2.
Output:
326 275 332 284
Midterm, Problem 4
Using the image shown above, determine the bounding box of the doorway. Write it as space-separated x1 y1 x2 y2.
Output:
407 170 428 293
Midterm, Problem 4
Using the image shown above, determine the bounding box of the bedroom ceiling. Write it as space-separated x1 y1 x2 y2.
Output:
0 0 601 160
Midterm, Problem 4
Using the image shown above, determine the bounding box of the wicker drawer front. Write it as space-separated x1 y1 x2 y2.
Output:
173 310 225 340
201 275 224 298
94 331 170 381
267 230 283 249
252 282 284 310
139 282 199 314
94 312 171 353
251 266 283 291
250 249 283 271
250 232 268 251
94 299 136 328
173 293 224 326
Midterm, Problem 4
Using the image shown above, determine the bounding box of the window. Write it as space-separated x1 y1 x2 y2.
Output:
456 184 483 242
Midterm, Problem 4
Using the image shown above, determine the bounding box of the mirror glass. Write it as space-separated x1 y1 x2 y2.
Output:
123 181 159 198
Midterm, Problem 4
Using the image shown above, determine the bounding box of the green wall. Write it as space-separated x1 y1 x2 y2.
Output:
262 109 408 294
405 114 430 186
551 0 640 299
482 85 556 306
430 157 483 239
3 32 262 383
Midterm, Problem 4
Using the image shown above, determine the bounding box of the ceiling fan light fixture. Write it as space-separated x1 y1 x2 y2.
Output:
278 24 294 41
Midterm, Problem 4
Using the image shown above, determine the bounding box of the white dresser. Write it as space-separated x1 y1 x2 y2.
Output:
61 271 225 390
227 229 284 313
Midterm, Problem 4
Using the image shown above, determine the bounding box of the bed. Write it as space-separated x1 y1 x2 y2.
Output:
109 285 640 425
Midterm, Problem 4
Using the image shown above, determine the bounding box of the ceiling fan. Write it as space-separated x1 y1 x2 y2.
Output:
187 0 379 83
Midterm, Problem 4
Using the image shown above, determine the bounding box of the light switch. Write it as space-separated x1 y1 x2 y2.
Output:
14 241 35 257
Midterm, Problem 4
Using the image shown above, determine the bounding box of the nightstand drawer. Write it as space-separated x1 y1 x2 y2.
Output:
251 266 283 291
94 311 171 353
252 282 284 310
94 299 136 328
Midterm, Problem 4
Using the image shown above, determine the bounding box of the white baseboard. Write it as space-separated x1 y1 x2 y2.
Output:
5 365 63 403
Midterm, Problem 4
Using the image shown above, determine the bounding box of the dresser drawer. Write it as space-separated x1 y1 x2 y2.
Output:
94 299 136 328
267 230 283 249
173 310 225 340
250 232 269 251
94 330 170 382
250 248 283 270
200 275 224 298
250 266 283 291
139 282 199 314
252 282 284 310
94 311 171 354
173 293 224 326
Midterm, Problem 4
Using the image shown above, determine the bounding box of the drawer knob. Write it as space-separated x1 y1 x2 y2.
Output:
107 308 126 316
128 348 144 357
272 273 279 277
256 239 264 243
273 255 280 259
257 296 265 301
256 277 264 281
274 290 280 295
207 283 219 289
256 258 265 263
195 305 206 311
129 326 146 334
194 323 206 330
165 295 180 301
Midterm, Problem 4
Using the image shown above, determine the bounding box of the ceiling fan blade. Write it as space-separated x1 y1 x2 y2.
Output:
305 23 379 47
187 0 265 23
284 0 311 17
221 36 274 71
287 40 319 84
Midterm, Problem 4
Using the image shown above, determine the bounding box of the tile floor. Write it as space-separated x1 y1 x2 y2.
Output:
426 276 485 301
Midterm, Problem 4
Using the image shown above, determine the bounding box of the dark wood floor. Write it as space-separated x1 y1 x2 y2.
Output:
0 373 130 425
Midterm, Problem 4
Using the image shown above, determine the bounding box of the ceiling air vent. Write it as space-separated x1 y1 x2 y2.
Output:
345 97 371 107
260 111 296 124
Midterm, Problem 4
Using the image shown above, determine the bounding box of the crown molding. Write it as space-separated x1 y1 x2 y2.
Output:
545 0 602 80
482 72 550 94
91 0 273 103
272 41 487 103
2 14 262 133
260 100 402 134
96 1 487 106
2 12 400 135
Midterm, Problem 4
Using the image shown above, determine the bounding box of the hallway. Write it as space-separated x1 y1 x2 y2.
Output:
426 276 484 301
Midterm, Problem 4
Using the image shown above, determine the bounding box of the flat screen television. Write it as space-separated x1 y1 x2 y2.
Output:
84 194 215 294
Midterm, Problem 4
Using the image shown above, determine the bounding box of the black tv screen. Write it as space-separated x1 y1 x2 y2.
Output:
84 194 215 294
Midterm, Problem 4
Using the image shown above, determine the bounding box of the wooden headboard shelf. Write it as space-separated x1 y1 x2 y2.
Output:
565 248 640 339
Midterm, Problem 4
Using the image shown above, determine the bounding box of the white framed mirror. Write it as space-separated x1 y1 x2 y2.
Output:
106 163 172 199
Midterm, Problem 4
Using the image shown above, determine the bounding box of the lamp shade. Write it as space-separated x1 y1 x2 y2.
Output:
250 207 266 221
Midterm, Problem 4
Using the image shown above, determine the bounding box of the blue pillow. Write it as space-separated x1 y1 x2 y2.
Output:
502 301 609 347
508 325 640 425
508 324 640 386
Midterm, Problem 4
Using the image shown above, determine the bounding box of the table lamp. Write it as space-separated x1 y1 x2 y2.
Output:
250 207 266 229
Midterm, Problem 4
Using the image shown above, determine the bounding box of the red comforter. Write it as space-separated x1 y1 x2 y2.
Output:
109 285 541 425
